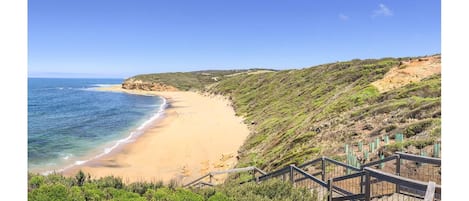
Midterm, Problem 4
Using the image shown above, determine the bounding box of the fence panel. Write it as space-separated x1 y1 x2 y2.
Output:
397 153 441 185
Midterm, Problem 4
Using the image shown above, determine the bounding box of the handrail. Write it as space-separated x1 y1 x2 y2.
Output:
331 171 365 182
184 173 211 187
291 165 328 187
324 157 361 172
364 167 442 192
332 194 365 201
332 185 354 196
361 155 398 168
210 166 266 175
297 157 323 169
193 181 215 187
258 166 290 181
396 152 441 165
184 166 264 187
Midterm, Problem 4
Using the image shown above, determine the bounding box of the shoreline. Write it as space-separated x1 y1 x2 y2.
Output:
29 87 169 175
62 85 250 184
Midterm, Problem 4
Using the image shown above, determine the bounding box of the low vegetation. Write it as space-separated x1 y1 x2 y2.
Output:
28 171 314 201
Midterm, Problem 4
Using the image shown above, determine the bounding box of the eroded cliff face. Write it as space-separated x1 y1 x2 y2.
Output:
122 78 179 91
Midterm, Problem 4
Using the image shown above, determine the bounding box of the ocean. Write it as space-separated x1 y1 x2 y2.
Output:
28 78 166 174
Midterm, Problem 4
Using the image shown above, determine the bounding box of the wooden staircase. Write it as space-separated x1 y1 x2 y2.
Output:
185 152 441 201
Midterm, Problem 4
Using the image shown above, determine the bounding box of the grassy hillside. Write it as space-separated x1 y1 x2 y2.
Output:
125 69 275 91
208 56 441 171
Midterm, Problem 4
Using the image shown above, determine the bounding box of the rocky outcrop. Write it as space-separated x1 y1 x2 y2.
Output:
122 78 179 91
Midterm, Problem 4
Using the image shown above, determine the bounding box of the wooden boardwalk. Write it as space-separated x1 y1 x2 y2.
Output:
185 152 441 201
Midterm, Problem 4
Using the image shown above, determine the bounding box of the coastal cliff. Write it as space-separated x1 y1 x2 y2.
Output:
122 78 179 91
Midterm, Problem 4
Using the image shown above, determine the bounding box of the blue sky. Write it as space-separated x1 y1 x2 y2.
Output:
28 0 441 78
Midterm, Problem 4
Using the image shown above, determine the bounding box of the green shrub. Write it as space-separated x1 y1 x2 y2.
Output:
29 175 45 190
145 187 194 201
82 183 105 200
75 170 86 187
403 120 434 138
68 186 85 201
174 188 205 201
219 179 314 201
29 184 69 201
103 187 146 201
126 181 163 195
94 175 124 189
208 192 231 201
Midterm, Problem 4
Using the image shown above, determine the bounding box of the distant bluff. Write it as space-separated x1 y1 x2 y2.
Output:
122 69 276 91
122 78 179 91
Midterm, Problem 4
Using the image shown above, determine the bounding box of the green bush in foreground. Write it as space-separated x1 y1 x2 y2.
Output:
194 179 315 201
28 172 315 201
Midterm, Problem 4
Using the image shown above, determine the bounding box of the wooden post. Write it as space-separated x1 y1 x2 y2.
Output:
360 174 365 194
289 165 295 184
396 155 401 193
321 156 326 181
209 174 213 184
251 170 256 183
328 179 333 201
364 172 371 201
254 169 259 183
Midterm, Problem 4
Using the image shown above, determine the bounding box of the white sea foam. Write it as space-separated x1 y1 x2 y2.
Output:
93 97 168 159
48 96 168 174
92 84 118 87
63 155 72 160
81 84 120 91
75 160 87 165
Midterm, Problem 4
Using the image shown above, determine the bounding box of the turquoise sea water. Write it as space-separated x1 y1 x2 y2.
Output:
28 78 166 173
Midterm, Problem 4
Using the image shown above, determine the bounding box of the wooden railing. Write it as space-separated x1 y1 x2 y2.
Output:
183 166 266 188
184 152 442 200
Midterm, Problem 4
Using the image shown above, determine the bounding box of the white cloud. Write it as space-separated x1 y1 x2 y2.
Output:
339 13 349 21
373 4 393 17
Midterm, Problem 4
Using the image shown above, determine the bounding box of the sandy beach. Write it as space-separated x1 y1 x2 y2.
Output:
63 85 250 184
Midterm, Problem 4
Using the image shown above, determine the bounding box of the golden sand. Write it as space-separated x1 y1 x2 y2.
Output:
63 85 250 184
